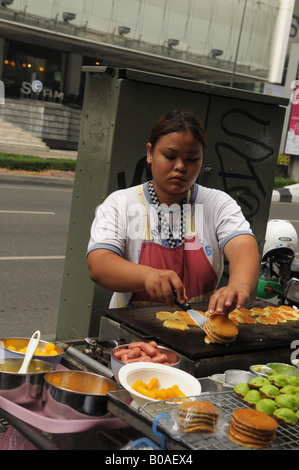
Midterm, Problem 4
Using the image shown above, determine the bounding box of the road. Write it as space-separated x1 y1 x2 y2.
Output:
0 180 298 340
0 181 73 339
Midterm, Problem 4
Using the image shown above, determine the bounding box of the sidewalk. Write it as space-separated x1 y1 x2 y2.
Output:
272 183 299 203
0 148 76 188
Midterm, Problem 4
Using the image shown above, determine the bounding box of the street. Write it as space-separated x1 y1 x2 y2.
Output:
0 181 73 339
0 180 298 340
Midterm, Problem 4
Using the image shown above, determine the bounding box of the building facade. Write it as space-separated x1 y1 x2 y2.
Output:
0 0 296 151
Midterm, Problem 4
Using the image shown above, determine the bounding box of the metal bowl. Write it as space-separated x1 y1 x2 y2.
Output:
0 358 52 405
0 337 63 368
224 369 255 386
111 343 181 383
42 370 121 420
266 362 299 377
249 364 270 377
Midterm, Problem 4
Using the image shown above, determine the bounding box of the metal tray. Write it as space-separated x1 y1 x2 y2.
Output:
107 378 299 451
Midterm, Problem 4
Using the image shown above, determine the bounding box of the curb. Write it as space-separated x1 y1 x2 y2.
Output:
0 173 74 188
272 184 299 203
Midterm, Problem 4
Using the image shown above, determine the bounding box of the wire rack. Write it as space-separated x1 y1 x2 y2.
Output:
140 390 299 450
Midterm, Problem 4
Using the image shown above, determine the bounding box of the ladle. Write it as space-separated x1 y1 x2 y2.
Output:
18 330 41 374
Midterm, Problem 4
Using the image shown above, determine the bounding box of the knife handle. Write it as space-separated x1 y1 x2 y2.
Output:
172 289 191 312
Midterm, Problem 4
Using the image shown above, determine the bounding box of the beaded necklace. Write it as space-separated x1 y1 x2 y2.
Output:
148 181 187 247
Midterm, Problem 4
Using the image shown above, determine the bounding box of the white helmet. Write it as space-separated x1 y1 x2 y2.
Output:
262 219 298 260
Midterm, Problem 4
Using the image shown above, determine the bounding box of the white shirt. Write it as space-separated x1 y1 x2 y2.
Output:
87 182 254 307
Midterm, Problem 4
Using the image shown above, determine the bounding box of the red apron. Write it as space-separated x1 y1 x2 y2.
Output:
131 185 218 304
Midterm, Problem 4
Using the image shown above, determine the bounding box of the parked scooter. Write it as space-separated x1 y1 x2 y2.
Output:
257 220 299 308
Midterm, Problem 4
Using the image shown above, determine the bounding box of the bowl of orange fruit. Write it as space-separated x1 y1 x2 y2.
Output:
118 362 202 408
0 337 63 367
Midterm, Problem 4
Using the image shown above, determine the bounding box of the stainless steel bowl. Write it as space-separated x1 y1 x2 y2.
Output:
111 343 181 383
0 337 63 367
42 370 121 420
224 369 255 386
266 362 299 377
0 358 52 405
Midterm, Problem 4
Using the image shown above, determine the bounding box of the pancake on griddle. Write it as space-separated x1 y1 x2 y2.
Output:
235 314 256 324
204 313 238 344
250 307 267 316
279 305 299 318
264 305 281 314
163 319 189 331
236 307 255 316
156 311 176 321
256 315 277 325
178 400 220 433
173 310 201 327
228 408 277 448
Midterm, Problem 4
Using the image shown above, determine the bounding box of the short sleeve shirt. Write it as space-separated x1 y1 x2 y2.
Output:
87 182 254 307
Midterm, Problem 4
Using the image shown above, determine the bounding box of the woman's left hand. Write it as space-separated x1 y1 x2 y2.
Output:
208 283 250 316
208 234 260 316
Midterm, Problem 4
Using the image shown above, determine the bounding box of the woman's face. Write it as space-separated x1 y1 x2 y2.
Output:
146 130 203 205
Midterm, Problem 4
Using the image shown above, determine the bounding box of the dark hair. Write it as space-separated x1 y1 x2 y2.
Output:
149 109 207 150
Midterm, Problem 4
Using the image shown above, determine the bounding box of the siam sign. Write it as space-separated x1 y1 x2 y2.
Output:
20 81 64 102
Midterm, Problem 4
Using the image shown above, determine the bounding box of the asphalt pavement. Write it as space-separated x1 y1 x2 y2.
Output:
0 169 298 202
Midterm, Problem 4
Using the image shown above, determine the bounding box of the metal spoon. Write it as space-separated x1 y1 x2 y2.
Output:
18 330 41 374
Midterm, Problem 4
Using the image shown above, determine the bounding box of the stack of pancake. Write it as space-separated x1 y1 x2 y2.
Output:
228 408 278 448
203 313 238 344
178 400 220 433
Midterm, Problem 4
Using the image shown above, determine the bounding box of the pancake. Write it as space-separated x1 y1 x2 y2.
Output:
279 311 298 321
228 408 277 448
236 307 255 316
279 305 299 318
173 311 201 327
178 400 220 433
264 306 281 314
235 314 256 324
156 311 176 321
163 319 189 331
250 307 267 316
256 315 277 325
203 313 238 344
265 312 287 323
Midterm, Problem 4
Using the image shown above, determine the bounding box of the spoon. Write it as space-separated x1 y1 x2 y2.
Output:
18 330 41 374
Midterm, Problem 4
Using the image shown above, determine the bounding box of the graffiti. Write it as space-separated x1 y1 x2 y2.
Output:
290 14 299 38
116 108 275 226
215 108 275 225
117 156 151 189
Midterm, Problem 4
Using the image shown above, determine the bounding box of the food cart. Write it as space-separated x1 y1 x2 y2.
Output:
1 68 298 451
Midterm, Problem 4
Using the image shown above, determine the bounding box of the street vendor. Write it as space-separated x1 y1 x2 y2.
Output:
87 109 260 315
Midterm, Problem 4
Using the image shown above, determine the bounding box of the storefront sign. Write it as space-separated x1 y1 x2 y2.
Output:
285 74 299 155
20 81 64 102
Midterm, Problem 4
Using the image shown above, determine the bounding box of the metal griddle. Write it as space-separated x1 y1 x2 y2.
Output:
103 302 299 362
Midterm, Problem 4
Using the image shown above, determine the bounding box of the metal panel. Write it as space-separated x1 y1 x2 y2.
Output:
56 67 287 340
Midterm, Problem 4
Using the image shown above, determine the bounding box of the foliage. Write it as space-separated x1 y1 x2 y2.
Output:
0 153 76 172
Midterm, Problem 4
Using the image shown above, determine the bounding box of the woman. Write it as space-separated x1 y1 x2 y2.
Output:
87 110 260 315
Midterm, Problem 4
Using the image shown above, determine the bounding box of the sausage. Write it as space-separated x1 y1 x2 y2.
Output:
120 353 129 362
113 348 128 359
126 356 152 363
152 353 168 363
128 342 145 349
127 347 141 359
140 343 158 357
149 341 158 348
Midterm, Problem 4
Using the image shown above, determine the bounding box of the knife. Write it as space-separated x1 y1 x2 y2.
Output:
172 290 208 330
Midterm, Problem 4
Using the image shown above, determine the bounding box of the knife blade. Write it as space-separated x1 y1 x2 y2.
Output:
172 290 208 330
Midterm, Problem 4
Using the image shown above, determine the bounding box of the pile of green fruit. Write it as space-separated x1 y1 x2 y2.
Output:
234 374 299 426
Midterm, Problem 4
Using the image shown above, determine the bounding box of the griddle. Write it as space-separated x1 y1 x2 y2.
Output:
104 301 299 361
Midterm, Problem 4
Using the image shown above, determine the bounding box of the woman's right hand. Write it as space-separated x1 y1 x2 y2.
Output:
143 269 187 308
